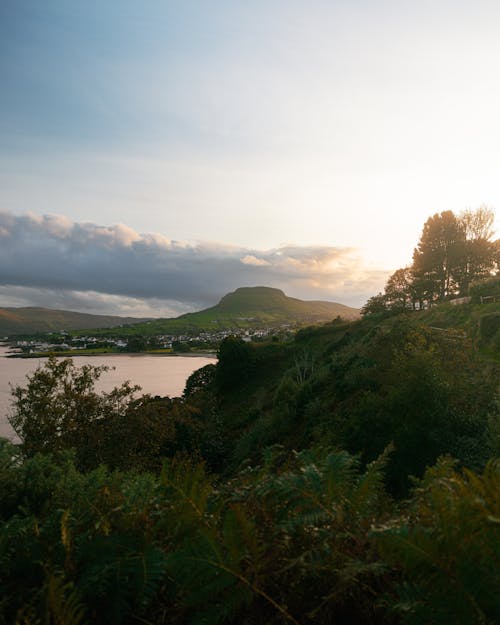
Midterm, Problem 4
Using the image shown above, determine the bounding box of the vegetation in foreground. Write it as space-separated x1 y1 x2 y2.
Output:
0 209 499 624
1 300 499 625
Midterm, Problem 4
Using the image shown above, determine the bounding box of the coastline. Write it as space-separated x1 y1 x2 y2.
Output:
5 350 217 359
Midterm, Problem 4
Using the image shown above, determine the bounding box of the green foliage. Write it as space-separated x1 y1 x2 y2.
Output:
0 432 498 624
123 335 148 352
44 572 87 625
8 358 214 472
470 276 500 300
162 448 395 625
361 292 391 316
215 337 256 391
183 363 216 398
479 312 500 350
336 322 495 493
9 357 140 460
375 458 500 625
246 447 393 624
411 208 497 302
0 453 167 625
412 210 466 301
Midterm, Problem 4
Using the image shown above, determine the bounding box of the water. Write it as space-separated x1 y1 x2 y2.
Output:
0 345 215 440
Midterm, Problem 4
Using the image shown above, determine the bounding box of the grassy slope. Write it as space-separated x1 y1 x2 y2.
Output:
211 300 500 470
415 301 500 361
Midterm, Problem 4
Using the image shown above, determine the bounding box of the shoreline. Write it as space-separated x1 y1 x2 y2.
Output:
4 350 217 359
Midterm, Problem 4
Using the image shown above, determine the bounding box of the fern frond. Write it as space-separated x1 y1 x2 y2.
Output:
160 457 212 525
45 572 87 625
374 458 500 624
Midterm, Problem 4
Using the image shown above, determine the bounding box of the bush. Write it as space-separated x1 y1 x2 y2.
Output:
470 276 500 301
375 458 500 625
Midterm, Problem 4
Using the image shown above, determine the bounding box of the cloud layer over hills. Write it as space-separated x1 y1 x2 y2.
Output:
0 211 388 316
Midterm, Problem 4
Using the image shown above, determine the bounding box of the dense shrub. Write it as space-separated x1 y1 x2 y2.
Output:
470 275 500 301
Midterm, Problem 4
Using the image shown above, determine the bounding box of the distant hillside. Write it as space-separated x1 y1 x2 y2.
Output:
0 307 153 336
81 287 360 337
205 286 359 322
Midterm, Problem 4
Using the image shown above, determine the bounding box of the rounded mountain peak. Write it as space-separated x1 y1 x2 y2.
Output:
216 287 290 312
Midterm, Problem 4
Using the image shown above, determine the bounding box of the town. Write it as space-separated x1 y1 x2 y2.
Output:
7 324 296 357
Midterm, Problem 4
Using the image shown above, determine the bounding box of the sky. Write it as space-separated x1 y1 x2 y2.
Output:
1 0 499 316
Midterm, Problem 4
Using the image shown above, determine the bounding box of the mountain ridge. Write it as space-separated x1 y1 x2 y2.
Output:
1 287 360 337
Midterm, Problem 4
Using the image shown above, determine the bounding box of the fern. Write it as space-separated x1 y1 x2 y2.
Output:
162 459 302 625
374 457 500 625
45 572 87 625
247 448 393 623
76 534 167 624
159 457 213 529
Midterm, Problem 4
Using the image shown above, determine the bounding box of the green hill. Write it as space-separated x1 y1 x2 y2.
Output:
190 298 499 482
0 307 152 336
194 286 359 324
81 287 360 336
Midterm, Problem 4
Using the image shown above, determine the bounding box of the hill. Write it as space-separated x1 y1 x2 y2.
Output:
80 287 360 336
191 298 499 482
0 307 152 336
191 286 359 325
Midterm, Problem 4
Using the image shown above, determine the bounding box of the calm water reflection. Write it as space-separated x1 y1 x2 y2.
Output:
0 345 215 440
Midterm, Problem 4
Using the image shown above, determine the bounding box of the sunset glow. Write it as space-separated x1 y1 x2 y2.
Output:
1 1 499 313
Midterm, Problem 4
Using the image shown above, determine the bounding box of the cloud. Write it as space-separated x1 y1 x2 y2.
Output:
0 211 389 315
0 285 194 319
240 255 271 267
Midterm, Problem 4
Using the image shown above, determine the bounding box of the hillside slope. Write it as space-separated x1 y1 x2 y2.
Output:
191 299 499 487
0 307 152 336
192 286 359 324
82 287 360 336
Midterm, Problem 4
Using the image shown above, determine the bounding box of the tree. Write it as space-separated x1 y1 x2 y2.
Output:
384 267 414 310
9 357 140 459
215 336 255 390
411 208 497 303
456 206 497 294
363 269 417 315
461 205 495 240
183 363 216 398
412 210 465 303
361 293 388 316
125 336 148 352
363 207 497 312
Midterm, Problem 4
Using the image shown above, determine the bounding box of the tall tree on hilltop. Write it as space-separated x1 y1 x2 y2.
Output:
412 211 465 303
362 207 497 315
456 206 497 294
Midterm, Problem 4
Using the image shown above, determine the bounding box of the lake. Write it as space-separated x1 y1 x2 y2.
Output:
0 345 215 441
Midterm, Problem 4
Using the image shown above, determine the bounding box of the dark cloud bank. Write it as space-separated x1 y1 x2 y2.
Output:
0 211 388 316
